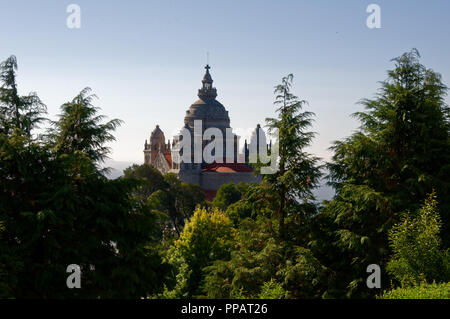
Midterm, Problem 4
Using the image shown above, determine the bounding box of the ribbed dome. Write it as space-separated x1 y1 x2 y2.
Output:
186 99 229 120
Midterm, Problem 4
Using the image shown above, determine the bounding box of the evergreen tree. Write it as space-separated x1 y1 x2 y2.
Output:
264 74 322 239
0 55 46 136
49 87 122 166
316 49 450 297
203 75 329 299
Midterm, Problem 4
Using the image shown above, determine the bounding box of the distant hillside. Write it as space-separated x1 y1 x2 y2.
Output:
103 160 136 179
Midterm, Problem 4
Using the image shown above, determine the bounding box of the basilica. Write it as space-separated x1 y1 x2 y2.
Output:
144 65 267 200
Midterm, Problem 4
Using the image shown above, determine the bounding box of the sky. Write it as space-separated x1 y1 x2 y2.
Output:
1 0 449 165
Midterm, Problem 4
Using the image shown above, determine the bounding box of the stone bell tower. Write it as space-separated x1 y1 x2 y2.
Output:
144 125 170 166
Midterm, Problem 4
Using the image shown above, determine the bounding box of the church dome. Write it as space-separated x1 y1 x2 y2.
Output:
184 65 230 128
186 99 229 121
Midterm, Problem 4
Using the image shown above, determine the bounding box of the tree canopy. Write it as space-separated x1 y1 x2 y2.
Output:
1 50 449 299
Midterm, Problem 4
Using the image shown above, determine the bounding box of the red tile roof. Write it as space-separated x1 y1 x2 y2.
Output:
202 162 254 173
163 152 172 167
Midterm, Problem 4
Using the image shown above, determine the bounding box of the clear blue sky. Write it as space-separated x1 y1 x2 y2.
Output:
1 0 449 163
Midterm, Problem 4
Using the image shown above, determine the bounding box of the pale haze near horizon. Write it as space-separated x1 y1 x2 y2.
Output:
1 1 449 189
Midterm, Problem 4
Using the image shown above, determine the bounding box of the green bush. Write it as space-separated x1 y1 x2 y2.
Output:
258 279 286 299
161 208 236 298
380 282 450 299
387 192 450 284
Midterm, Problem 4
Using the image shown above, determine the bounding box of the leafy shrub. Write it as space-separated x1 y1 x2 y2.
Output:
380 282 450 299
259 279 286 299
161 208 236 298
387 192 450 284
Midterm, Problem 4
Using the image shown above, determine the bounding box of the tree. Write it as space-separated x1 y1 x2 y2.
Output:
265 74 322 238
162 173 206 231
123 164 168 201
124 165 206 237
212 182 248 211
49 87 122 166
0 220 22 298
0 55 48 297
202 74 327 299
0 59 167 298
0 55 46 136
316 49 450 297
42 89 166 298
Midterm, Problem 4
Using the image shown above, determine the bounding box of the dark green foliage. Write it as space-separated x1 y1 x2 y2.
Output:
0 220 22 298
203 216 329 299
0 55 46 137
202 74 327 299
161 173 206 233
0 56 166 298
2 50 449 300
48 87 123 166
258 280 286 299
265 74 322 238
123 164 167 199
316 49 450 297
0 113 165 299
212 182 248 211
124 165 206 237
